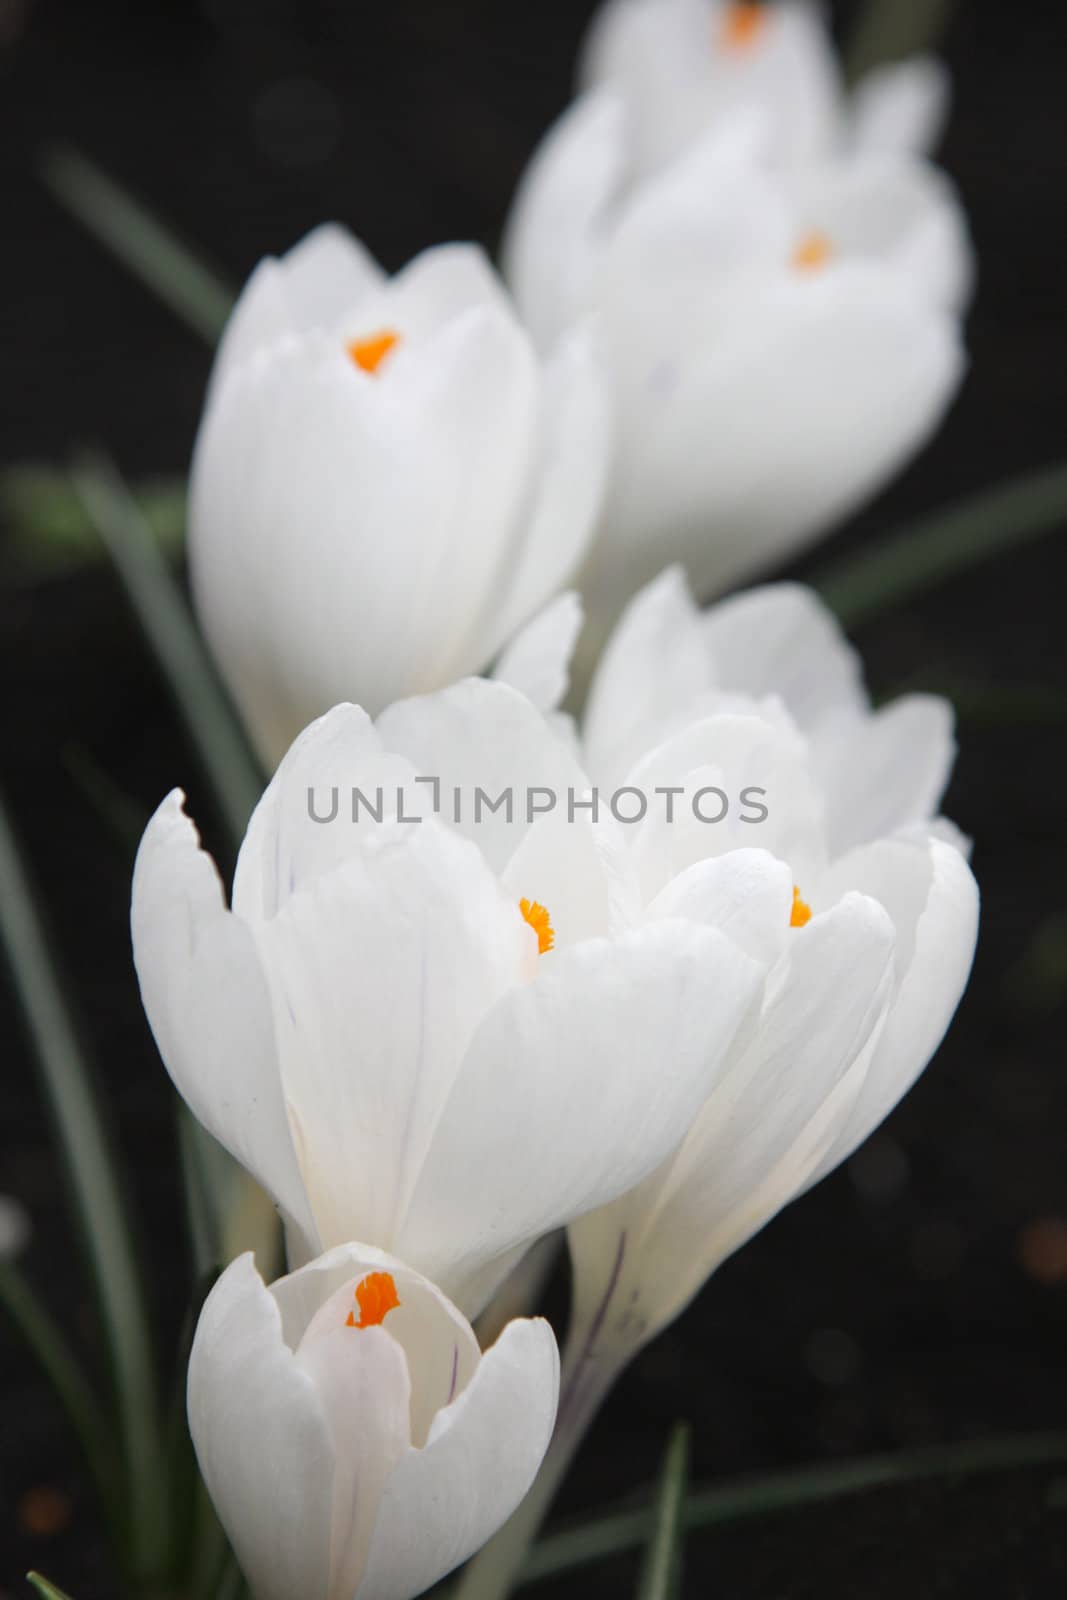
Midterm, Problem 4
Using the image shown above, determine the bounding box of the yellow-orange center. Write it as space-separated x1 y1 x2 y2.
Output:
719 2 767 50
791 231 833 273
346 1271 401 1329
790 886 812 928
519 898 555 954
347 329 401 374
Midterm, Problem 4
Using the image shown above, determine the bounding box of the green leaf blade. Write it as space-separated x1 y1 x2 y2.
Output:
636 1424 690 1600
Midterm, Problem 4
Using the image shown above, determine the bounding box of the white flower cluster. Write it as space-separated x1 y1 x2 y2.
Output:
134 6 979 1598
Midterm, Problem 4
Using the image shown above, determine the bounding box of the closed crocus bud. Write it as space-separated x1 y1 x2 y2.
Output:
504 2 971 638
189 225 609 767
132 670 766 1317
188 1243 559 1600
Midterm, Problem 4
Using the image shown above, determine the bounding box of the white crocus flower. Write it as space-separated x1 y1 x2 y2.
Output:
504 3 970 635
188 1242 559 1600
189 225 609 767
579 0 952 178
455 575 979 1594
132 675 766 1316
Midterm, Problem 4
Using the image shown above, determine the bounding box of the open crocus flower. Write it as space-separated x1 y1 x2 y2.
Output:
189 224 609 767
560 569 978 1384
132 675 766 1316
504 7 970 634
454 575 979 1594
189 1243 559 1600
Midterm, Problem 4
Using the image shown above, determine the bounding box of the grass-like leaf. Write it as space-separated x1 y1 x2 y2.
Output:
636 1424 689 1600
524 1430 1067 1585
816 462 1067 628
0 791 169 1580
1 465 186 578
27 1574 76 1600
40 145 233 345
69 449 263 850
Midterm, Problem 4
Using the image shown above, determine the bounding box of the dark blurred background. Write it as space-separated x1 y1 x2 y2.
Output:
2 1 1067 1595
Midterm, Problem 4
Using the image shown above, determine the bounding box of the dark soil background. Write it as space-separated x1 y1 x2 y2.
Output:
3 1 1067 1596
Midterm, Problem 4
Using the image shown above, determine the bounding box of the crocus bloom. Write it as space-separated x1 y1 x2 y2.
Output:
504 0 971 632
188 1243 558 1600
566 567 978 1378
189 225 609 767
132 672 765 1316
580 0 953 177
453 572 979 1595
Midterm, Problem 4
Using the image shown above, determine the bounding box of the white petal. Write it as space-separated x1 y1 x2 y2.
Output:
210 223 385 396
485 326 610 652
188 1255 335 1600
812 832 979 1177
569 890 895 1344
849 55 951 158
492 592 584 714
358 1318 559 1600
590 261 965 602
646 848 794 968
698 582 868 728
786 154 973 313
583 568 713 786
398 919 764 1312
271 1241 482 1450
814 694 955 855
131 792 316 1248
385 242 516 338
377 677 589 876
251 820 530 1254
232 704 420 923
503 90 627 347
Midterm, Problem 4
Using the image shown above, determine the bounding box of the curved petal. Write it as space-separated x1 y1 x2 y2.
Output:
698 581 868 727
492 592 584 714
377 677 590 876
589 261 965 603
398 919 764 1312
503 89 627 347
131 792 315 1247
210 223 385 397
786 154 973 313
271 1242 481 1450
357 1318 559 1600
646 848 794 968
485 326 610 652
231 703 421 923
568 890 895 1347
188 1255 336 1600
251 819 531 1254
849 55 951 158
811 832 979 1178
814 693 955 856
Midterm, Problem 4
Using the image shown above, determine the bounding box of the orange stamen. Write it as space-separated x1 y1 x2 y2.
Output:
519 898 555 954
790 886 812 928
719 2 767 51
346 329 401 374
346 1271 401 1329
791 231 833 273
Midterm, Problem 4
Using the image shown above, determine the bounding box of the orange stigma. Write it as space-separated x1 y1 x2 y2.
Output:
790 886 812 928
519 898 555 954
346 1271 401 1329
791 231 833 273
347 329 401 374
719 2 767 50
